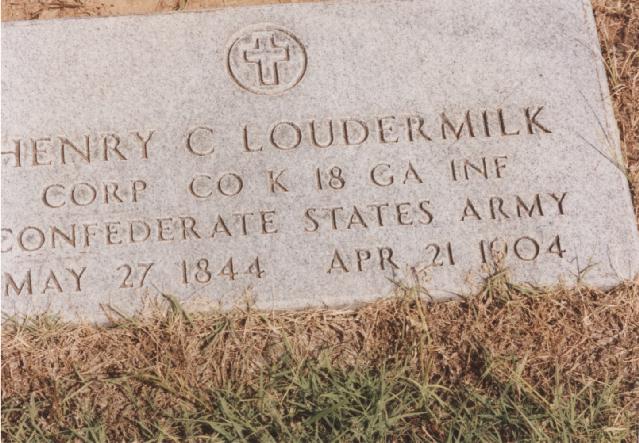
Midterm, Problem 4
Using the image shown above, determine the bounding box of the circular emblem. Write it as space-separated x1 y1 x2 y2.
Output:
227 25 307 95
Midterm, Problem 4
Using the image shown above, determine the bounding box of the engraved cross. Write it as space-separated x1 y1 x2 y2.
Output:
243 32 290 86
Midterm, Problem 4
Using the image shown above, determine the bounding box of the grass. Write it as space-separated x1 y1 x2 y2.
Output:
3 275 638 441
2 0 639 441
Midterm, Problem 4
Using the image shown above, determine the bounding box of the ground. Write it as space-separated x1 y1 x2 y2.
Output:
2 0 639 441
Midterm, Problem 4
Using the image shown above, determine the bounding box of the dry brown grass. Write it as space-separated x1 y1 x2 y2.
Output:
5 280 639 397
2 0 639 441
0 0 317 21
595 0 639 213
3 276 638 440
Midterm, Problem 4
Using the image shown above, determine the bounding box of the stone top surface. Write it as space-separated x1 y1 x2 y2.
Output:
2 0 638 321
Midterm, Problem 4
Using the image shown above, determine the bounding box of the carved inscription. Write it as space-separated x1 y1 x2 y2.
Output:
1 132 154 169
241 107 551 152
1 102 573 305
227 25 307 95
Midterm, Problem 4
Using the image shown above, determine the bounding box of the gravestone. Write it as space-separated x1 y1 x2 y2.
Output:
2 0 638 321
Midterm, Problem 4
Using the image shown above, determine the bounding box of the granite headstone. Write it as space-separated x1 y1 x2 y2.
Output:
2 0 638 321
